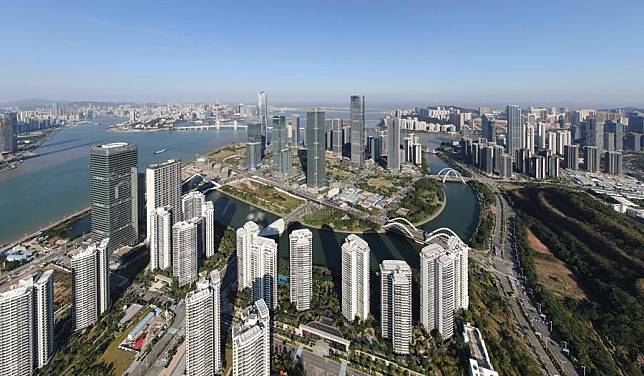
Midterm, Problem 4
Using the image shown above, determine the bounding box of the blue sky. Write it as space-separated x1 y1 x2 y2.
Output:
1 0 643 107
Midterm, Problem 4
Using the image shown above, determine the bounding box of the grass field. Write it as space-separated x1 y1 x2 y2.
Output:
99 309 151 375
223 179 304 216
208 144 245 161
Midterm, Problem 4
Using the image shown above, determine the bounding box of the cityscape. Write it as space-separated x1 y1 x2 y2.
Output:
0 2 643 376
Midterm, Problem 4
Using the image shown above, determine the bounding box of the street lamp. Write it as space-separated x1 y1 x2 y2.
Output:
581 365 586 376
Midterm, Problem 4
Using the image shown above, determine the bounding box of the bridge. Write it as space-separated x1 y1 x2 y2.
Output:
383 218 466 246
174 121 247 131
430 168 468 184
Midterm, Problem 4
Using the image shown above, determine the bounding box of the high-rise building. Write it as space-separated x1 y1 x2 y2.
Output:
289 229 312 311
387 117 401 172
341 234 370 321
33 270 54 369
604 151 623 175
186 270 222 376
0 270 56 374
499 154 513 178
291 114 301 146
525 124 535 152
350 95 366 167
257 91 268 157
0 112 17 153
203 201 215 258
547 155 561 178
583 146 600 172
480 145 494 173
564 144 579 170
306 109 326 188
380 260 412 354
272 115 292 177
90 143 139 253
236 221 260 291
71 239 110 331
150 206 173 270
246 122 262 170
251 236 278 310
506 106 523 155
172 218 201 286
182 191 205 220
232 299 271 376
145 159 182 238
583 118 604 152
331 118 343 155
420 232 468 339
481 114 496 145
530 155 546 180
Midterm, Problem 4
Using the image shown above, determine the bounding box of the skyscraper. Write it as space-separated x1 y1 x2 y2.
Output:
583 146 600 172
186 270 222 376
291 114 301 146
251 236 278 310
236 221 260 291
33 270 55 369
182 191 205 220
583 118 604 152
341 234 370 321
350 95 366 167
604 151 623 175
90 142 139 253
0 270 55 375
387 117 401 172
150 206 172 270
420 233 468 339
380 260 412 354
71 239 110 331
564 144 579 170
257 91 268 157
289 229 312 311
172 219 201 286
145 159 182 239
331 118 343 155
0 112 17 153
0 277 34 375
481 114 496 144
272 115 292 177
232 299 271 376
203 201 215 258
506 105 523 156
246 122 262 170
306 109 326 188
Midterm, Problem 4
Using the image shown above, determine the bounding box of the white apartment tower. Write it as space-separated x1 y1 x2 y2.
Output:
72 238 110 331
150 205 172 270
232 299 271 376
172 219 200 286
341 234 370 321
0 270 55 375
236 221 260 291
203 201 215 257
380 260 412 354
251 236 278 310
185 270 222 376
145 159 182 240
289 229 312 311
182 191 205 220
420 233 469 339
33 270 55 369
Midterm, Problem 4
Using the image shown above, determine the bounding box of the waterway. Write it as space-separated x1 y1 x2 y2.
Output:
0 116 478 275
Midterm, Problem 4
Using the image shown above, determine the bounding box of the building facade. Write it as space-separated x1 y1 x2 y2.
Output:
350 95 366 167
71 239 110 331
306 109 326 188
232 300 271 376
186 270 222 376
289 229 312 311
90 142 139 253
341 234 370 321
380 260 412 354
145 159 182 241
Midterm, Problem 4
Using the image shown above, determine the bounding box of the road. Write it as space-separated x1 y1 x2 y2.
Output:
472 172 578 376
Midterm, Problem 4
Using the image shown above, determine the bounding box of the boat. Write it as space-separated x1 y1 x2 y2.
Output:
154 149 167 155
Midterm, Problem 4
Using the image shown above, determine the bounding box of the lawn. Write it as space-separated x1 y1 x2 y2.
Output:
100 309 152 375
222 179 304 216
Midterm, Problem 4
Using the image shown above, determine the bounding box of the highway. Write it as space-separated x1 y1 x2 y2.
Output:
472 169 578 376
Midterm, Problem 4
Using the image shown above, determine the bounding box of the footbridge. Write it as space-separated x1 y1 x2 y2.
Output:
383 217 465 245
430 168 469 183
